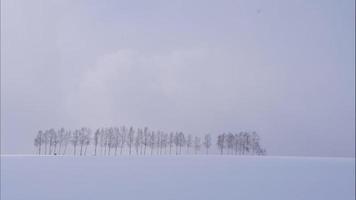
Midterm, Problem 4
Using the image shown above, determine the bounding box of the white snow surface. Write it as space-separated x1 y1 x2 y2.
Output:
1 155 354 200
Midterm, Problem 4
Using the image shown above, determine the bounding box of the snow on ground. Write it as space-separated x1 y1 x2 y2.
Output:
1 155 354 200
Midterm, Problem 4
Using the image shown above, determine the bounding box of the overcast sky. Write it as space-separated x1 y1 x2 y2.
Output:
1 0 354 157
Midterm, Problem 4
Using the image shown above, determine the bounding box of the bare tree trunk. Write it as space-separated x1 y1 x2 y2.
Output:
84 144 88 156
80 144 83 156
64 144 68 155
54 144 57 155
49 143 52 155
58 144 62 155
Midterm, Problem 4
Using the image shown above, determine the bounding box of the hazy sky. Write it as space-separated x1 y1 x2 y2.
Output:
1 0 354 157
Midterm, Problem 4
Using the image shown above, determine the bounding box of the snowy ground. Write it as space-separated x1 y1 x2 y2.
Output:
1 155 354 200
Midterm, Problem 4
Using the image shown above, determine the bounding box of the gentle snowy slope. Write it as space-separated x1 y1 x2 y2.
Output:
1 156 354 200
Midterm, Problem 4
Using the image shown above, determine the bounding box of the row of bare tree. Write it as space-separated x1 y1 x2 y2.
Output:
34 126 265 156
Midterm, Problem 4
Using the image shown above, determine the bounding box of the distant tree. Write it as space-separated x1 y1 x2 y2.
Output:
57 128 65 155
120 126 127 154
226 133 235 154
127 127 135 155
79 127 91 156
107 128 115 156
186 134 193 154
203 134 212 154
34 130 43 155
161 133 168 154
156 131 161 155
217 133 226 155
174 132 179 155
142 127 149 155
43 130 49 155
63 130 71 155
72 130 80 155
168 132 174 155
48 129 56 155
194 136 201 154
177 132 185 154
135 129 143 155
113 127 120 156
94 129 100 156
84 133 91 156
149 131 156 155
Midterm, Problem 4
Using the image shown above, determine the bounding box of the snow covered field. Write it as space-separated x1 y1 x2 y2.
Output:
1 155 354 200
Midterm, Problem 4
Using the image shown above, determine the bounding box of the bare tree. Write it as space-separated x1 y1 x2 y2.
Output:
72 130 80 156
203 134 212 154
156 131 161 155
57 128 65 155
186 134 192 154
174 132 179 155
79 127 91 156
48 129 56 155
127 127 135 155
84 133 91 156
142 127 149 155
149 131 156 155
63 130 71 155
34 130 43 155
169 132 174 155
217 133 226 155
120 126 127 155
113 127 120 156
161 133 168 154
194 136 201 154
177 132 185 154
94 129 100 156
226 133 234 155
135 129 143 155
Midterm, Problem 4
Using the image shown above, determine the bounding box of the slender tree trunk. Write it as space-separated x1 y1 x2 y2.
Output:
58 143 62 155
49 143 52 155
84 144 88 156
63 144 68 155
80 144 83 156
54 144 57 155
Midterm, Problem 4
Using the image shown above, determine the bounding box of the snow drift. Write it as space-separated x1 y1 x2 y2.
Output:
1 155 354 200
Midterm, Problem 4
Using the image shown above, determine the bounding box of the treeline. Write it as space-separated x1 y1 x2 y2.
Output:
34 127 266 156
